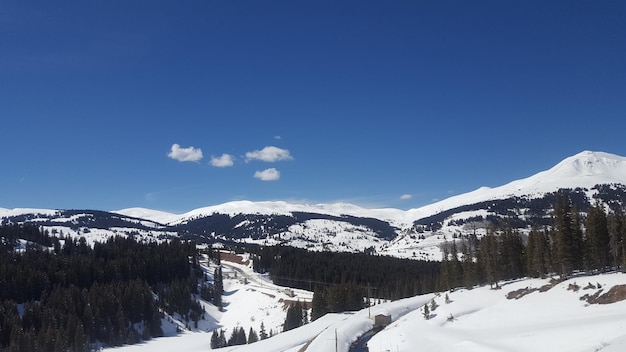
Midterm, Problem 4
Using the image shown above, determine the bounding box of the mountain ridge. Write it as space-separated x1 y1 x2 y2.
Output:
113 150 626 225
4 150 626 260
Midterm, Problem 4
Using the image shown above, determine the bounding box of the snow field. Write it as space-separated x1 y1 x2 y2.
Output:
101 259 626 352
368 273 626 352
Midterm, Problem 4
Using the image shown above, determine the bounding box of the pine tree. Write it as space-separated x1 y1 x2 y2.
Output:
310 288 326 321
608 212 624 268
460 240 477 289
259 321 268 340
586 204 610 271
500 227 526 279
247 327 258 343
430 299 438 312
439 241 452 291
527 229 549 278
219 329 227 348
554 194 580 278
572 205 585 270
210 329 220 349
477 229 500 288
283 302 303 332
619 213 626 271
236 326 247 345
213 267 223 310
227 327 248 346
449 240 463 289
526 229 538 277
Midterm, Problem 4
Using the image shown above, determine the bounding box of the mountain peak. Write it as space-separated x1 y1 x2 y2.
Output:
403 151 626 222
545 150 626 180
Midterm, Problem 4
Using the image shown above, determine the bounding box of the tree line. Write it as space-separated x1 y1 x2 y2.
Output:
251 245 441 301
439 193 626 291
0 225 200 352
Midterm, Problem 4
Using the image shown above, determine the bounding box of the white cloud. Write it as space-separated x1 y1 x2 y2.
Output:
246 146 293 162
254 168 280 181
210 154 234 167
168 144 203 162
400 194 413 200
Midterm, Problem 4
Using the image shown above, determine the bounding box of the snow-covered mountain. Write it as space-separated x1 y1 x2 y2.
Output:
405 150 626 219
4 151 626 259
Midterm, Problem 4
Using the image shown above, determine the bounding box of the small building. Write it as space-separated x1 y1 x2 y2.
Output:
374 314 392 329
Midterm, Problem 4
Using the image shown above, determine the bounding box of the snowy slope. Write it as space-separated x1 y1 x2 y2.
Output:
403 150 626 222
0 207 59 218
368 273 626 352
113 207 180 225
165 200 406 227
107 260 626 352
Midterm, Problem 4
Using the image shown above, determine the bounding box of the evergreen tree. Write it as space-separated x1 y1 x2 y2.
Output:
0 225 202 351
259 321 268 340
608 212 624 269
449 240 463 289
213 267 223 310
430 299 438 312
586 204 610 271
477 230 500 288
210 329 220 349
618 213 626 270
247 327 258 344
439 241 452 291
219 329 227 348
500 227 526 279
571 205 585 271
236 326 247 345
460 240 477 289
554 194 581 278
283 302 303 332
310 288 326 321
526 229 538 277
526 229 550 278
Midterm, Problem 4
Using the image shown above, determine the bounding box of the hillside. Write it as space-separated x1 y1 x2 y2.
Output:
3 151 626 260
107 254 626 352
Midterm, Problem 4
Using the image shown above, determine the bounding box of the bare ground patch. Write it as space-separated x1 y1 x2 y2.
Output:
581 285 626 305
539 278 563 292
506 287 538 300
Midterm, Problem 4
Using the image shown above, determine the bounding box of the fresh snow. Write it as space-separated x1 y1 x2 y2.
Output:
113 207 181 225
108 254 626 352
368 272 626 352
168 200 407 227
403 150 626 222
0 207 59 218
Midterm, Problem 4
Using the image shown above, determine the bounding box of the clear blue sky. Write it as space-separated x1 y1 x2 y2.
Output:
1 0 625 213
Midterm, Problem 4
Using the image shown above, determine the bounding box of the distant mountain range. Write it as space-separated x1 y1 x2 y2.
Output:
3 150 626 260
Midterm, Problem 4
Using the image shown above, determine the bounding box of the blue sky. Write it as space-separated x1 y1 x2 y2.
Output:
1 0 625 213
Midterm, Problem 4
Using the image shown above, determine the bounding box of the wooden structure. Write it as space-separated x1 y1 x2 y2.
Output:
374 314 392 329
